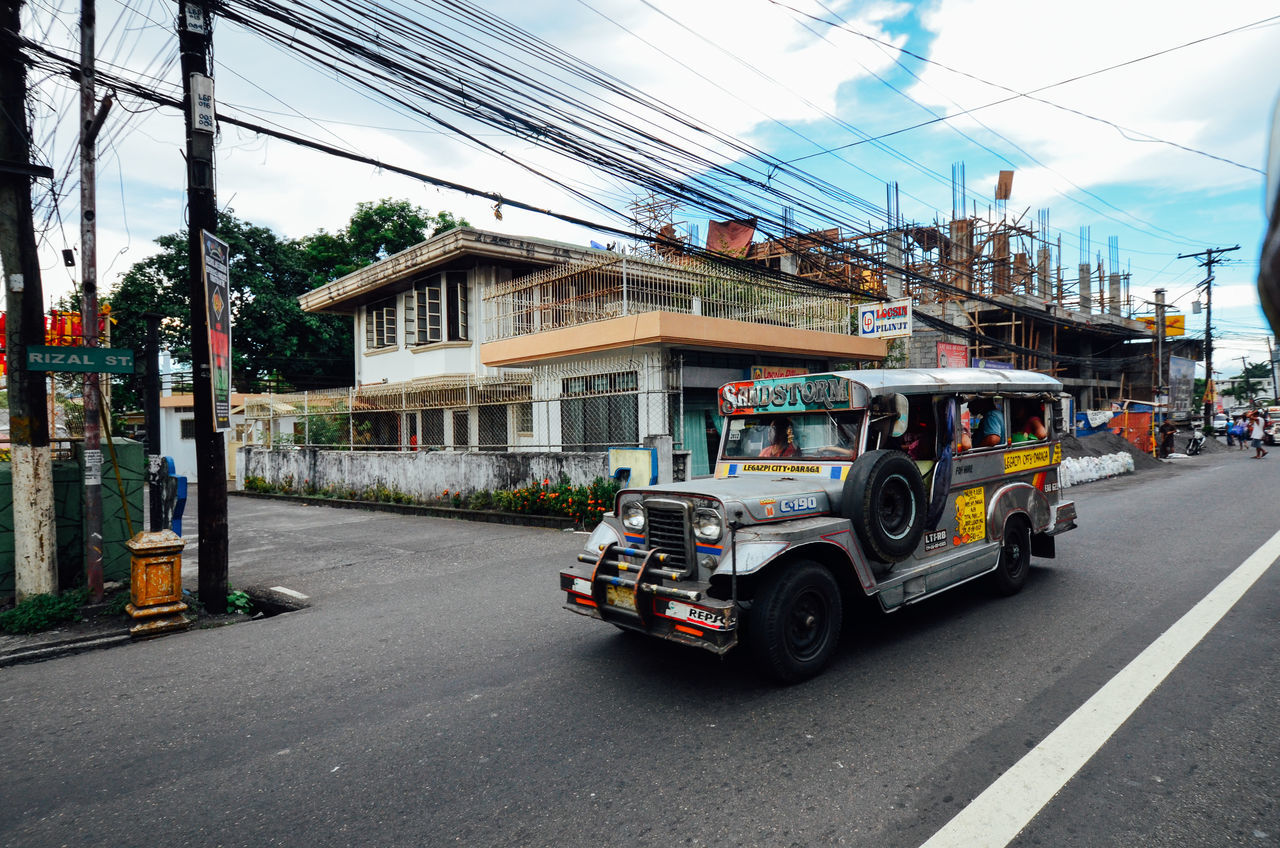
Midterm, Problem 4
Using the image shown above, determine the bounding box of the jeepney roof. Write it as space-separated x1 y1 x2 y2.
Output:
831 367 1063 396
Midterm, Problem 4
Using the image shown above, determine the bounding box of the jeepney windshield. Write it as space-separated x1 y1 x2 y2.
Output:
721 410 863 460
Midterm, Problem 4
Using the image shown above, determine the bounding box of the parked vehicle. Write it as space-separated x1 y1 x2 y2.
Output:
1265 407 1280 445
1212 413 1228 434
1186 427 1205 455
560 368 1078 682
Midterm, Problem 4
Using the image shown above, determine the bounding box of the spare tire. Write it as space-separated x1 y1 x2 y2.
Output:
842 449 926 563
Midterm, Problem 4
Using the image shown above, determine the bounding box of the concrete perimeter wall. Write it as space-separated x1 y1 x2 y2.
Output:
240 446 612 498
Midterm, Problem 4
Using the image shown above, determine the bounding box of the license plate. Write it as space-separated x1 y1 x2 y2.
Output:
605 584 636 611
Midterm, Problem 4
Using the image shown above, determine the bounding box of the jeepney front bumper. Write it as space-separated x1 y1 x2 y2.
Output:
560 543 739 655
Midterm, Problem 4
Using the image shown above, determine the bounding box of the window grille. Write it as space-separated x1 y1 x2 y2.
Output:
422 408 445 449
451 409 470 450
478 405 508 451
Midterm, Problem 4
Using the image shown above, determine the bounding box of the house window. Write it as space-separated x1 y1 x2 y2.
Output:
410 271 468 344
516 402 533 434
180 418 196 440
365 297 397 350
560 371 639 451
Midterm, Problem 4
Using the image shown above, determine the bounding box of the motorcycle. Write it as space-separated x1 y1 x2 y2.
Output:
1186 427 1205 456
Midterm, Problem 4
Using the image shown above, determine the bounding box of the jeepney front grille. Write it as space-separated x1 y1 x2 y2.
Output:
646 501 692 572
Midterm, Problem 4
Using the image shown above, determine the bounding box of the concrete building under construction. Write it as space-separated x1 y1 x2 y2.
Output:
728 171 1199 411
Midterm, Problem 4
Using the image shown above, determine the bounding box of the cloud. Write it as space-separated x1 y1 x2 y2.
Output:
907 0 1279 197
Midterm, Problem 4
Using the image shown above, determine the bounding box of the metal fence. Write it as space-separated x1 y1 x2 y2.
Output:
243 375 532 451
242 356 683 453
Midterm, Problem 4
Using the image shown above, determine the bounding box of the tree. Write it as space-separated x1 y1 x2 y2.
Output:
107 199 467 412
297 198 466 285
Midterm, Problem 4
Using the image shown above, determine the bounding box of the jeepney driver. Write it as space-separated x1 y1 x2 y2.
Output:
960 397 1005 451
759 416 799 458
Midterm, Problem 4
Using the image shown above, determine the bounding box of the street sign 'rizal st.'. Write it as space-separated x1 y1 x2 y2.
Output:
27 345 135 374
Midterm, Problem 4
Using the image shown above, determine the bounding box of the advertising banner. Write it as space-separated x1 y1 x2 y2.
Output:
1136 314 1186 337
936 341 968 368
202 230 232 432
1168 355 1195 415
857 298 912 339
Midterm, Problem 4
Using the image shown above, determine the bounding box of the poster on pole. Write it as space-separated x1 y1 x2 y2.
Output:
201 230 232 432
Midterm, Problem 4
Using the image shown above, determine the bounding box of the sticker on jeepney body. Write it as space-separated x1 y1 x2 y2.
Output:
953 487 985 545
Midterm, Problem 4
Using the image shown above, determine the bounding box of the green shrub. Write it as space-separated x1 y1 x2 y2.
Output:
227 590 252 615
0 588 90 634
244 475 271 493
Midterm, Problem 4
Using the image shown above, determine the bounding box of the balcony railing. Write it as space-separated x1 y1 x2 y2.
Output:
483 254 854 342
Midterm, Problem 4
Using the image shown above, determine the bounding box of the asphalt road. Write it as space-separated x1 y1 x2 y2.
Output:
3 451 1278 847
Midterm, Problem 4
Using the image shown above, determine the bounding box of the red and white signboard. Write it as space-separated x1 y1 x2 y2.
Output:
936 341 968 368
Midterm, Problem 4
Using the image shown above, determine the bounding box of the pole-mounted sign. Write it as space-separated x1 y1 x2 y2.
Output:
857 298 912 339
26 345 134 373
190 73 215 134
201 230 231 431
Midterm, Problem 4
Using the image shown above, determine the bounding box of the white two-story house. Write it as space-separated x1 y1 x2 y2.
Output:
290 226 885 478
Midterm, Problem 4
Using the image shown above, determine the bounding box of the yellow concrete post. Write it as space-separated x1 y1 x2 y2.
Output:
124 529 190 637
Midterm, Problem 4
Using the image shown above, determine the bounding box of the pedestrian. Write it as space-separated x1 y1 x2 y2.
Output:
1225 416 1236 447
1250 411 1269 459
1158 419 1177 458
1236 415 1249 450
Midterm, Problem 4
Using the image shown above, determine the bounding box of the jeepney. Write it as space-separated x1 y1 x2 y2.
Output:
559 367 1078 683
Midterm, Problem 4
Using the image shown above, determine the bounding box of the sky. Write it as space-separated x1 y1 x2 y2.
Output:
14 0 1280 382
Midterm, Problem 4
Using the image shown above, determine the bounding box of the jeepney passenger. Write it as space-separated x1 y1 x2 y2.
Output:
759 417 799 458
960 397 1005 451
1011 400 1048 443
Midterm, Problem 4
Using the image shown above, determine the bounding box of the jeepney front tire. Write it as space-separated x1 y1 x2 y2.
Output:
990 515 1031 596
748 561 843 684
843 449 926 563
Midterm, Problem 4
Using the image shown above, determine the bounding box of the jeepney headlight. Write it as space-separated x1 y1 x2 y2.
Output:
692 508 724 543
622 501 646 532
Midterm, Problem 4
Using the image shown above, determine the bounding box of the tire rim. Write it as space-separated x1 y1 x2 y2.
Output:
878 473 916 541
785 587 831 662
1004 531 1027 580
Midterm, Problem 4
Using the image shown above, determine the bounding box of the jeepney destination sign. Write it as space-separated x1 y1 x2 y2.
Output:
721 375 854 414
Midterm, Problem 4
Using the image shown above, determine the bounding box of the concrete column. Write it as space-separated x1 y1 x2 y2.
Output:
1078 264 1092 312
1037 248 1051 299
645 434 674 484
1108 273 1121 315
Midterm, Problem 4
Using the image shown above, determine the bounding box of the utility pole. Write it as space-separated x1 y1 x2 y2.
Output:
1 0 58 601
144 313 162 531
1180 246 1240 430
178 0 228 613
80 0 113 602
1153 288 1166 406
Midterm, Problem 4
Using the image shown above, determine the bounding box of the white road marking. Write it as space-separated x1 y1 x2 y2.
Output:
920 527 1280 848
269 586 309 599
